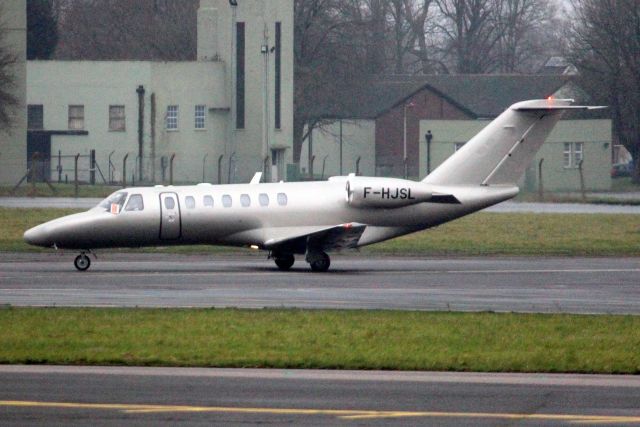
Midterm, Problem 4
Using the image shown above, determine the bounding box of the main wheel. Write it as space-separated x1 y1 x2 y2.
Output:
74 254 91 271
309 252 330 272
274 254 295 270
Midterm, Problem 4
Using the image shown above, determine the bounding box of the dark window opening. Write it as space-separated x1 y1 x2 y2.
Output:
274 22 281 129
236 22 245 129
28 105 43 130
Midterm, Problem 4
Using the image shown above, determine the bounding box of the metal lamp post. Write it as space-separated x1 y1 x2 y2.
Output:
403 102 415 179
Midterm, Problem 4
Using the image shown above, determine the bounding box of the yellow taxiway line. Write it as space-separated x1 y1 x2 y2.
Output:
1 400 640 423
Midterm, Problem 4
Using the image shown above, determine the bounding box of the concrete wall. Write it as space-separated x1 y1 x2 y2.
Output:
300 120 376 179
0 0 26 184
419 119 612 191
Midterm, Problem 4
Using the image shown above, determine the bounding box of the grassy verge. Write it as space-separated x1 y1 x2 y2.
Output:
3 207 639 255
1 308 638 373
0 183 121 198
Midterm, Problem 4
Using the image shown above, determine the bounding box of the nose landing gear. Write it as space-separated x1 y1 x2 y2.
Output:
74 252 93 271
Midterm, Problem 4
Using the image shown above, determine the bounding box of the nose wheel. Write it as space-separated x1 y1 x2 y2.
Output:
273 253 295 271
74 253 91 271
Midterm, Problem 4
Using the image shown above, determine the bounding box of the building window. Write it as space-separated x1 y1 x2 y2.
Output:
109 105 125 131
236 22 245 129
166 105 179 130
27 105 43 130
563 142 584 168
195 105 206 129
274 22 281 129
68 105 84 130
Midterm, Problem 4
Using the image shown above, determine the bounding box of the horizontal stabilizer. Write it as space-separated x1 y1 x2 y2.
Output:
430 193 461 204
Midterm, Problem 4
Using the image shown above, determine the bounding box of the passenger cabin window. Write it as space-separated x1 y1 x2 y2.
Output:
240 194 250 207
164 197 175 210
125 194 144 211
99 192 127 214
222 195 232 207
203 195 214 207
259 193 269 207
277 193 288 206
185 196 196 209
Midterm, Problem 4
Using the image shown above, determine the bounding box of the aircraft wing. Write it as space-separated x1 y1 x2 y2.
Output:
263 223 367 253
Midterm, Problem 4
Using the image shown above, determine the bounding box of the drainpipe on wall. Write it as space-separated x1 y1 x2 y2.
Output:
150 93 156 183
136 85 145 182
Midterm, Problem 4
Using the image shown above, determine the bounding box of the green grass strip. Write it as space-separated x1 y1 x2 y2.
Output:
3 207 640 256
1 308 639 374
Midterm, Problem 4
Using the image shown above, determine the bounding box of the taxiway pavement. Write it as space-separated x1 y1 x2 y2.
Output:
1 253 638 314
2 365 640 426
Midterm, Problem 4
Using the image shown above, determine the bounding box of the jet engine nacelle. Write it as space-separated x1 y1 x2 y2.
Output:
346 177 432 208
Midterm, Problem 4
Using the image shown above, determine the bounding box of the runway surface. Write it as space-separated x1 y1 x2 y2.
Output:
2 365 640 426
1 253 639 314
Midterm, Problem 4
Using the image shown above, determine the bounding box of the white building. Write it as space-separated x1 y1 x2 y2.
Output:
26 0 293 184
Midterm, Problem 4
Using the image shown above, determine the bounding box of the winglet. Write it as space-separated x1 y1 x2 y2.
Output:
250 172 262 184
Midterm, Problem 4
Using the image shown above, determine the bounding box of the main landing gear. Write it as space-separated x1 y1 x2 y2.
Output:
271 251 331 272
306 251 331 272
73 251 93 271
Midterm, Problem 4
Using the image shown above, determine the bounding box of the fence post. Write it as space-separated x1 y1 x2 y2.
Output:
30 152 38 195
537 158 544 202
169 153 175 185
74 153 80 197
90 149 96 185
57 150 62 183
355 156 361 176
122 153 129 188
108 150 115 184
578 160 586 201
202 153 208 183
217 155 224 184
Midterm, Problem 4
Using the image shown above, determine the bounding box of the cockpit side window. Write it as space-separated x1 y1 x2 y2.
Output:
125 194 144 211
99 192 128 213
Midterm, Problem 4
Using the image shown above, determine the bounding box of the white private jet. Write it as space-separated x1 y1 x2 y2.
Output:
24 99 602 271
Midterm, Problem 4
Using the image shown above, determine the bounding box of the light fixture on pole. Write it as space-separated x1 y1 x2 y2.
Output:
403 101 416 179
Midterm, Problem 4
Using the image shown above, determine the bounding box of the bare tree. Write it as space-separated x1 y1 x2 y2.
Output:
568 0 640 182
493 0 561 73
0 14 19 129
434 0 502 73
293 0 376 165
54 0 197 60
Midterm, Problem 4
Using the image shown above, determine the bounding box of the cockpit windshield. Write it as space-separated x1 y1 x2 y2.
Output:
97 191 128 213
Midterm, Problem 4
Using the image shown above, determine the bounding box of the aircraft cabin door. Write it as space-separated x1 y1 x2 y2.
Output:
159 192 181 240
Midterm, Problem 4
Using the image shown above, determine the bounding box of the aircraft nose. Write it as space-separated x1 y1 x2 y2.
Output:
23 224 53 247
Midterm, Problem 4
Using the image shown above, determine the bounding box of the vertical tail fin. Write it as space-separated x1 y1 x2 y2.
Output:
422 99 605 186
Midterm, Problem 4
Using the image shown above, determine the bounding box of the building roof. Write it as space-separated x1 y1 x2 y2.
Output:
335 74 575 119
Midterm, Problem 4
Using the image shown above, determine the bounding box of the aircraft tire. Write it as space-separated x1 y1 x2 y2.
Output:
74 254 91 271
274 254 295 270
309 252 330 272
